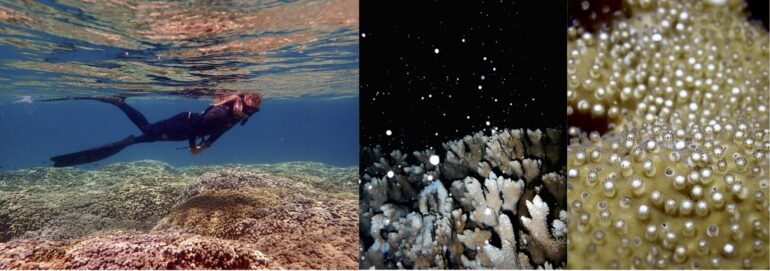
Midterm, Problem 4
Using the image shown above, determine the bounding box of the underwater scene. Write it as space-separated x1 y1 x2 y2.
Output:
0 0 358 269
359 1 567 269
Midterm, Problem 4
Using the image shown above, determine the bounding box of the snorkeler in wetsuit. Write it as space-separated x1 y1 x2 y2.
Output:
42 93 262 167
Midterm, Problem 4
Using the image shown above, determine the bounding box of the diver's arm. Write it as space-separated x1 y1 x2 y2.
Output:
188 137 201 154
201 132 223 148
190 132 223 154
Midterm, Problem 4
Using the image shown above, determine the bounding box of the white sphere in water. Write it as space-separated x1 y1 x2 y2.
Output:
429 155 440 165
387 170 394 178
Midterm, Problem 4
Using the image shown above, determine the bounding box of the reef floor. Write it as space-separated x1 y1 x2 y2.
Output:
0 160 358 269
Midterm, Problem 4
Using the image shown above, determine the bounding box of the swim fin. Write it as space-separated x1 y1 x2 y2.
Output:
51 135 138 167
39 96 126 104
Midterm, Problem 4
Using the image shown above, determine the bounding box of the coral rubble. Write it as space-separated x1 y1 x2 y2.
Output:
0 160 358 269
360 128 566 269
567 0 769 269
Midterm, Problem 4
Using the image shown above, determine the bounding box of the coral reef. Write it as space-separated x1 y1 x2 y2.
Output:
567 0 769 269
156 168 359 269
360 128 566 269
0 160 188 242
0 160 358 269
0 232 273 269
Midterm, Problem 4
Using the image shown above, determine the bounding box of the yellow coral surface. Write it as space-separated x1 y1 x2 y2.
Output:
567 0 769 269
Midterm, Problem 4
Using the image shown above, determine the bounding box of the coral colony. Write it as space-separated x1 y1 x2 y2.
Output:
360 128 566 269
567 0 769 269
0 161 358 269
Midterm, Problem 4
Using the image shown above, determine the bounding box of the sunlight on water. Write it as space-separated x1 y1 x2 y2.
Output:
0 0 359 99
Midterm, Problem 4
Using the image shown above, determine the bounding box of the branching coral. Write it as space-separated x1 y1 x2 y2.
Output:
567 0 769 269
521 195 566 264
360 128 566 269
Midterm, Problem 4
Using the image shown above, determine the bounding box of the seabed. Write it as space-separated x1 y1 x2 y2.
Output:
0 160 358 269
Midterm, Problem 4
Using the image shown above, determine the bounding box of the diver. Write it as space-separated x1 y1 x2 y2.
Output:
41 92 262 167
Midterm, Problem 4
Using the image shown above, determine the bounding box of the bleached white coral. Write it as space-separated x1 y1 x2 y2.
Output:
521 158 541 182
541 172 566 207
404 213 436 267
463 176 499 227
552 219 566 238
364 177 388 210
521 195 566 264
500 175 524 213
483 214 518 269
457 227 491 251
413 149 438 171
418 180 450 215
526 129 545 158
454 172 523 228
521 195 550 241
360 128 565 269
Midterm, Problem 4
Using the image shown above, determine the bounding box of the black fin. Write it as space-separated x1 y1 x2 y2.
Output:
51 135 137 167
39 96 126 104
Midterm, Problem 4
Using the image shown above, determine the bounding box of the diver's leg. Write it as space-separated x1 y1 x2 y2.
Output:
41 96 151 133
93 97 151 133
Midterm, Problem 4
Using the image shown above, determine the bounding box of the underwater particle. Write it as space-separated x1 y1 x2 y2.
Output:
429 155 440 165
434 48 439 54
386 130 392 136
362 32 366 38
486 121 490 126
386 170 394 178
478 85 483 90
651 33 662 42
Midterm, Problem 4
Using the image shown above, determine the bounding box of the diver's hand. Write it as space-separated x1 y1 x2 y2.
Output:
190 145 207 155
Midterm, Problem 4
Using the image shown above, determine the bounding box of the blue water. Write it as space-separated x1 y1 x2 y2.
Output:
0 0 359 170
0 96 358 169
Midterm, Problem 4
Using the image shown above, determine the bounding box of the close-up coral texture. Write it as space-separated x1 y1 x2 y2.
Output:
567 0 769 269
360 128 566 269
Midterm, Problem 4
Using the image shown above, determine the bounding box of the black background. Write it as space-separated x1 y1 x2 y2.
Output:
361 1 567 152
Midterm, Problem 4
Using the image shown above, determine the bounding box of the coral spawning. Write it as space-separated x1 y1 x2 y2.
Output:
360 128 566 269
567 0 769 269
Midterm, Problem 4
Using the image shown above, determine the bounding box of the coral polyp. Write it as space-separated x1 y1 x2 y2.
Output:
567 0 769 269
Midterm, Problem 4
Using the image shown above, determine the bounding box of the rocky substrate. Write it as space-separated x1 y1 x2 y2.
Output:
0 160 358 269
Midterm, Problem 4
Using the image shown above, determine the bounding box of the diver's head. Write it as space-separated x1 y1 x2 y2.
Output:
241 92 262 114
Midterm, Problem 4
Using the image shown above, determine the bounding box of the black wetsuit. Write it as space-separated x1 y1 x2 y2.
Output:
45 96 257 167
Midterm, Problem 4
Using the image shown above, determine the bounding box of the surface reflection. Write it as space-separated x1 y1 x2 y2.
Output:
0 0 359 99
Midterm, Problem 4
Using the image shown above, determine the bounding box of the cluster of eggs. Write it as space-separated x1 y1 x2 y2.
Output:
566 0 769 269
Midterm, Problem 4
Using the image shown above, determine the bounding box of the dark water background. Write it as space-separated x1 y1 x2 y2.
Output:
0 96 358 169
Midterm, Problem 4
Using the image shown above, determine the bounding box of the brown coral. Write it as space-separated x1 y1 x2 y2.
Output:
0 161 359 269
0 232 273 269
158 168 359 269
567 0 769 269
